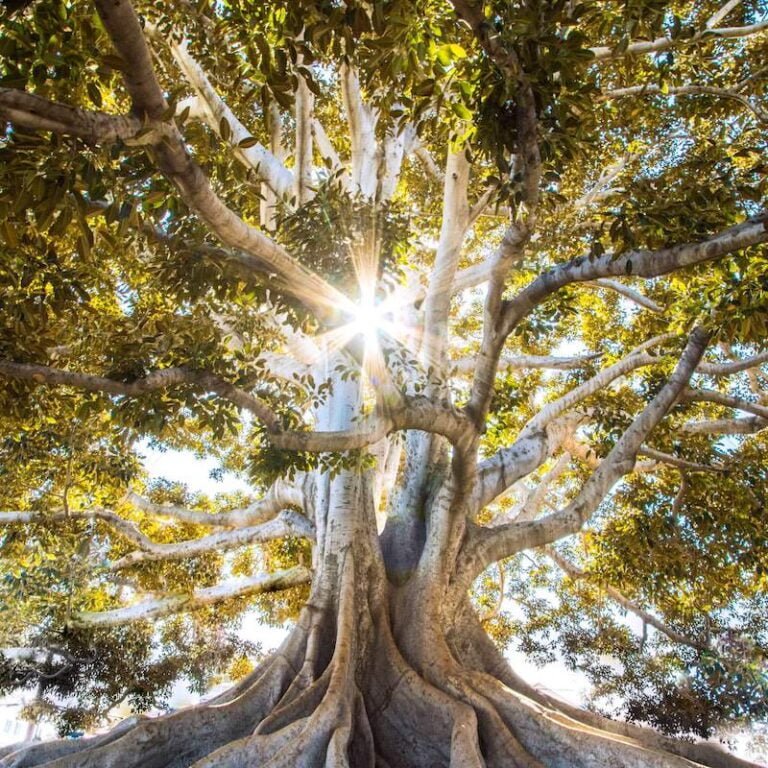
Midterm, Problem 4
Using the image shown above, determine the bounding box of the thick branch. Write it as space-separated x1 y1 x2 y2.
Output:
109 509 314 570
340 64 379 198
590 19 768 61
271 396 474 454
125 480 302 528
683 387 768 420
524 349 658 435
473 342 667 511
459 328 709 582
500 214 768 341
453 352 601 374
681 416 767 434
471 412 585 513
157 33 294 198
449 0 542 436
421 150 470 363
91 0 346 322
73 566 310 627
0 360 281 430
294 66 314 206
0 509 154 553
379 123 409 201
697 350 768 376
0 87 142 145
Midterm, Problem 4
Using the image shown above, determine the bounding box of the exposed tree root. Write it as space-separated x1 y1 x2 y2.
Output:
448 603 759 768
0 638 302 768
3 589 762 768
185 552 372 768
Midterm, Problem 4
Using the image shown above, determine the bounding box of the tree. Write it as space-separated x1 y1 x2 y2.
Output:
0 0 767 765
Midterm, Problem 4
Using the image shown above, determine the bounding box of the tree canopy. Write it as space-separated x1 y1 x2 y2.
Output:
0 0 767 766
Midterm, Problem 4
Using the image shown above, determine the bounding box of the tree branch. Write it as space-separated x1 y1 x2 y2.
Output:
680 416 768 434
312 117 352 191
448 0 542 436
682 387 768 420
452 352 601 375
411 137 443 184
271 396 474 454
261 102 286 230
523 348 659 435
109 509 314 570
459 328 709 582
90 0 347 323
0 360 281 430
0 87 141 144
472 340 669 511
590 18 768 61
0 508 155 553
72 566 311 627
574 156 628 209
545 547 709 651
636 446 724 472
500 213 768 341
601 83 768 123
697 350 768 376
294 64 314 206
0 359 473 456
155 31 294 198
340 63 379 198
510 452 571 524
471 412 586 513
125 479 303 528
583 279 664 313
451 260 493 294
421 150 470 364
706 0 743 29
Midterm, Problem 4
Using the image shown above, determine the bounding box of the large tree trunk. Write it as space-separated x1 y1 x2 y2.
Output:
1 473 759 768
1 376 759 768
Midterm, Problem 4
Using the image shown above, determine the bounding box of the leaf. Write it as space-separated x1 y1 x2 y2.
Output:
238 136 261 149
1 220 18 247
219 117 232 142
413 79 435 97
100 53 126 71
451 102 473 120
87 82 103 108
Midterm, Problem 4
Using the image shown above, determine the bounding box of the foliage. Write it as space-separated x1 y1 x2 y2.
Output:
1 0 767 748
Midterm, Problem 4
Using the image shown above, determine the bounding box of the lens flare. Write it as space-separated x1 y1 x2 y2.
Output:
350 295 385 345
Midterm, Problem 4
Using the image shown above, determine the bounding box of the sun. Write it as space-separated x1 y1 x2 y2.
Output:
350 293 386 345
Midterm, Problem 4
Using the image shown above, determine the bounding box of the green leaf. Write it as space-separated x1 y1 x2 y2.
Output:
87 82 103 108
219 117 232 142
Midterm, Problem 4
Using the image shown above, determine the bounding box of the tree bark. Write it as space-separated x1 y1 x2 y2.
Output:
2 464 759 768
